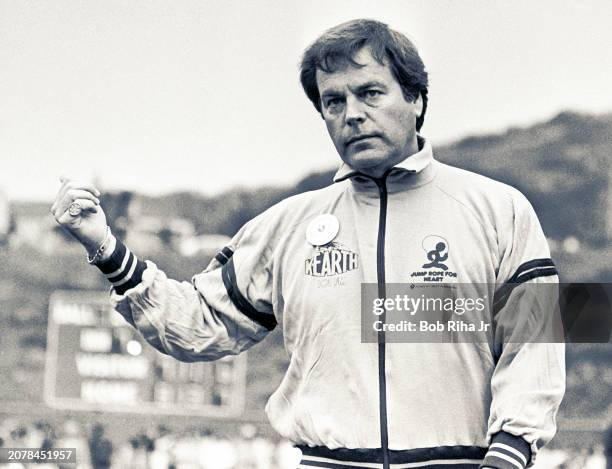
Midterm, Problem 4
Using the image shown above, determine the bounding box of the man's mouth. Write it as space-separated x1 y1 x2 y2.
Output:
346 134 380 147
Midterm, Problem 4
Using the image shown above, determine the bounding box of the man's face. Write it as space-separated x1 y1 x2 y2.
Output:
316 46 423 177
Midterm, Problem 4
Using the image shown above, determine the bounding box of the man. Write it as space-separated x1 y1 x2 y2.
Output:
52 19 565 469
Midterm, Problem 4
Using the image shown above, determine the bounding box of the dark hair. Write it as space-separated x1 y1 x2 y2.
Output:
300 19 429 131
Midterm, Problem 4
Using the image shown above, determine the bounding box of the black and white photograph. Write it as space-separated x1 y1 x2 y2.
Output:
1 1 611 468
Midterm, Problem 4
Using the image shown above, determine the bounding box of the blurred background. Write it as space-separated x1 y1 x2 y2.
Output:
1 1 611 468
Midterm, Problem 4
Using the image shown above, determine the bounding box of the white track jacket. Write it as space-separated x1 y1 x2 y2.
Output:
101 139 565 469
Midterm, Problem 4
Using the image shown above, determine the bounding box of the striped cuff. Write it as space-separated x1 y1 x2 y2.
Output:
480 432 531 469
95 237 147 295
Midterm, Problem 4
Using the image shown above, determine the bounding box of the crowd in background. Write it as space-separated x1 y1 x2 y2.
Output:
537 445 608 469
0 418 301 469
0 418 611 469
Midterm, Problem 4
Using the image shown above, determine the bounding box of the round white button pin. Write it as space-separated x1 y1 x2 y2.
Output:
306 214 339 246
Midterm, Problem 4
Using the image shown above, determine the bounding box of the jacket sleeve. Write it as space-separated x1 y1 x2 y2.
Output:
481 189 566 469
98 208 279 363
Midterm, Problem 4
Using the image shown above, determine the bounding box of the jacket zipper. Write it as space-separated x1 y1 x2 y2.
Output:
374 175 390 469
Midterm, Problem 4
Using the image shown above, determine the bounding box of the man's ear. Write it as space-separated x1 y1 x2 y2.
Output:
413 93 424 119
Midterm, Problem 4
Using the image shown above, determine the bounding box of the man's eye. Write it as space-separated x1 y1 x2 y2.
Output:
363 90 382 99
326 98 343 108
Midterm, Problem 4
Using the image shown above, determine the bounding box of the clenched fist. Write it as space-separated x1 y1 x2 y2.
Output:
50 176 109 255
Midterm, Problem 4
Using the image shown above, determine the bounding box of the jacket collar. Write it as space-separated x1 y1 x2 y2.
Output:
333 135 433 183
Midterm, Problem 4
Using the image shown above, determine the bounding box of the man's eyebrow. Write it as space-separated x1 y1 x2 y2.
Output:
355 81 388 91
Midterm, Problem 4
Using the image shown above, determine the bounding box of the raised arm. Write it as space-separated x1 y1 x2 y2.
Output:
51 178 277 362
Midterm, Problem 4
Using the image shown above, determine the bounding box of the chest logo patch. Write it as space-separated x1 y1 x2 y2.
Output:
305 242 359 277
422 235 449 270
410 235 457 282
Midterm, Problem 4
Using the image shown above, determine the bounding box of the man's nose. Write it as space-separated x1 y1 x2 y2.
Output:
344 96 366 127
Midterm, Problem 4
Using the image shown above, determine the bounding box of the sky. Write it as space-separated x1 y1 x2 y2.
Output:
1 0 611 201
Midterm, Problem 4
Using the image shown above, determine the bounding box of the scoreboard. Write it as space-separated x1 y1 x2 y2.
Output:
44 291 247 417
